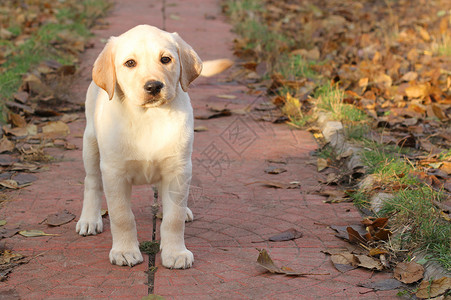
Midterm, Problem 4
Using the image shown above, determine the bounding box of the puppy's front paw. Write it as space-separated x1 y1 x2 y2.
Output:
109 247 143 267
161 247 194 269
76 217 103 236
185 207 194 222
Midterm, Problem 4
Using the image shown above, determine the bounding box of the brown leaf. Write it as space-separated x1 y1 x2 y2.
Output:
361 217 388 229
347 226 367 244
257 248 328 276
439 162 451 175
373 228 392 241
319 189 349 203
397 134 418 149
0 137 15 153
416 277 451 299
400 71 418 82
264 166 287 174
317 158 328 171
41 121 70 137
330 224 367 241
368 248 389 257
394 261 424 284
8 112 27 128
330 252 358 272
246 180 300 189
358 279 403 291
431 104 448 121
195 108 231 120
354 254 383 271
46 210 75 226
268 228 303 242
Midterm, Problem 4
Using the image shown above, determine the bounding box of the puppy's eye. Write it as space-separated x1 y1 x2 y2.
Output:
124 59 136 68
160 56 171 64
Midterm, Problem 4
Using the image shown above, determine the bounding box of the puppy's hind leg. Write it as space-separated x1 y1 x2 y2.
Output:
76 133 104 236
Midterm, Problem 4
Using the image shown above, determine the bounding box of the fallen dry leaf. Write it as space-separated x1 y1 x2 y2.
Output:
354 254 383 271
195 108 231 120
264 166 287 174
246 180 300 189
393 261 424 284
268 228 303 242
358 279 403 291
347 226 367 244
45 210 75 226
317 158 328 172
0 180 19 189
0 137 15 153
416 277 451 299
257 248 329 276
194 126 208 132
330 252 357 272
18 230 57 237
0 250 23 265
41 121 70 137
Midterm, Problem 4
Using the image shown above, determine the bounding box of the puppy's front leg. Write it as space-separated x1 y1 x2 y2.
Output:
101 164 143 267
160 170 193 269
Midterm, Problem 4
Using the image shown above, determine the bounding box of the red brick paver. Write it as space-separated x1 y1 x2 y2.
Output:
0 0 397 299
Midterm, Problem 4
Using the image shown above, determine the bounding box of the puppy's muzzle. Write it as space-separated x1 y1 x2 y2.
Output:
144 80 164 96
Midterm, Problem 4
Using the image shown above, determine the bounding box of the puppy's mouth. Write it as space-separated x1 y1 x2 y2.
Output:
142 97 167 108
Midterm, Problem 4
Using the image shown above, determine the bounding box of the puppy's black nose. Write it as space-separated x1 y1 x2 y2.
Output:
144 81 164 96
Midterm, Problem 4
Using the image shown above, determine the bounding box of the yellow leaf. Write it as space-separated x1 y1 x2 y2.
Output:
282 93 302 119
405 85 428 99
358 77 368 88
19 230 58 237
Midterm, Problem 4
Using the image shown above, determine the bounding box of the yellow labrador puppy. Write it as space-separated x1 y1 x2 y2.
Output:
76 25 201 269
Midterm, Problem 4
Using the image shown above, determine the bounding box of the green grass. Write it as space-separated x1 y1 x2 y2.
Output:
226 0 291 63
356 143 451 270
379 187 451 270
344 123 370 140
275 54 319 80
0 0 111 123
315 84 367 123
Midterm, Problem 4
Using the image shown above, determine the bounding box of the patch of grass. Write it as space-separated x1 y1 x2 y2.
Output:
357 142 451 270
225 0 291 63
275 54 318 80
361 146 417 188
317 144 335 160
0 0 111 122
351 190 371 210
315 84 367 123
378 187 451 269
344 123 370 141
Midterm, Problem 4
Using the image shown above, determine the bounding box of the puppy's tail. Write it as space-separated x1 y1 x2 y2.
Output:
200 59 234 77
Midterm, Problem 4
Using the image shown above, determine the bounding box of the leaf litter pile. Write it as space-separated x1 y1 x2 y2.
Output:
0 0 111 281
224 0 450 297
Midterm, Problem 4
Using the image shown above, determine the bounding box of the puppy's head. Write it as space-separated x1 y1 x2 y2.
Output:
92 25 202 107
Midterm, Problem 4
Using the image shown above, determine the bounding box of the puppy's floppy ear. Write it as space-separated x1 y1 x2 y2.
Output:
92 37 117 100
172 32 202 92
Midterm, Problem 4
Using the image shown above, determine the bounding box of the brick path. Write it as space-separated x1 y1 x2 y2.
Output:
0 0 397 299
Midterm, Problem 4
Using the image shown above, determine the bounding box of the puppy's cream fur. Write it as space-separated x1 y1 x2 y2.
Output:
76 25 201 269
